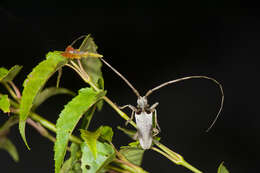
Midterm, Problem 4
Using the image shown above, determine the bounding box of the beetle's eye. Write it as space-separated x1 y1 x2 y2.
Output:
145 109 151 114
136 109 142 115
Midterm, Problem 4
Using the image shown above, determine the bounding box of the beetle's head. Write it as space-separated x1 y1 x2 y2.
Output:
137 96 148 109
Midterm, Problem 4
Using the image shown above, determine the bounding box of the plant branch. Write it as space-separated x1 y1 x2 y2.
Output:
26 118 56 143
103 96 136 128
29 112 82 144
2 83 19 101
106 165 131 173
8 81 21 99
153 141 202 173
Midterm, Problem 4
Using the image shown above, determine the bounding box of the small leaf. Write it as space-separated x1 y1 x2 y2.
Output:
117 126 136 138
0 116 19 135
0 138 19 162
32 87 75 110
79 35 105 111
0 116 18 133
54 88 106 173
128 141 140 147
80 141 115 173
79 35 104 89
120 147 145 166
61 143 81 173
0 67 9 81
0 65 22 82
217 162 229 173
0 95 10 113
100 126 113 143
70 143 80 162
60 158 73 173
81 106 96 130
19 52 67 149
80 128 102 159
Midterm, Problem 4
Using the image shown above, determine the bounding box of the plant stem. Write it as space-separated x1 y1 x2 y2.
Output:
2 83 19 101
106 165 131 173
30 112 82 144
103 96 136 128
8 81 21 99
27 118 56 143
153 142 203 173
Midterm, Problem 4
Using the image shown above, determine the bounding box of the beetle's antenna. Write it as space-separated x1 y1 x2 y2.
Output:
70 35 89 46
145 76 224 132
101 58 140 97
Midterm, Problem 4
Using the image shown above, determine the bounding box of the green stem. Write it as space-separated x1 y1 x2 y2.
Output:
9 81 21 99
103 96 136 128
30 113 82 144
106 165 130 173
2 83 19 101
180 160 203 173
154 142 202 173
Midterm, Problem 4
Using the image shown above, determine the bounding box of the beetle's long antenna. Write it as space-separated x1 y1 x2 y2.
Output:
145 76 224 132
70 35 89 46
101 58 140 97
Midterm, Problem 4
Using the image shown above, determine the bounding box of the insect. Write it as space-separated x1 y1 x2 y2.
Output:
101 58 224 149
61 35 103 59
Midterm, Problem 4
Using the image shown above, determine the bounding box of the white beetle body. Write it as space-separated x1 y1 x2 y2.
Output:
135 111 153 149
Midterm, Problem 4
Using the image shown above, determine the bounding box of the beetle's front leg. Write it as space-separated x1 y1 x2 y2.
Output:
150 102 159 110
125 110 135 126
118 104 137 126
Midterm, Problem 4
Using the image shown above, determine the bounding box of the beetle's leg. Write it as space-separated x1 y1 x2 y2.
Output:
133 132 138 140
118 104 137 126
118 104 136 111
150 102 159 110
149 103 161 132
151 109 161 133
152 128 160 136
125 110 135 126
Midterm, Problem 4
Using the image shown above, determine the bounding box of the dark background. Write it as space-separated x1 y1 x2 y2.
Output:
0 1 259 173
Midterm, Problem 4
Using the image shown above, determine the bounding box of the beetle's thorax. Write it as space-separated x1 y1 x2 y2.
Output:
137 96 148 110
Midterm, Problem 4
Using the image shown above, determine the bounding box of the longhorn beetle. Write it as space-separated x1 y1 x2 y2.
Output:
101 58 224 149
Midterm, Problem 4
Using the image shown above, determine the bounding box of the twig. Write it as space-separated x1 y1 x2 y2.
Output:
26 118 56 143
8 81 21 99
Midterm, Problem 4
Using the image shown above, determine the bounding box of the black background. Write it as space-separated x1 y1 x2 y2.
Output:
0 1 259 173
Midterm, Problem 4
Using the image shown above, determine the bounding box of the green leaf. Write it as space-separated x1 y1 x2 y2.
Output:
19 52 67 149
0 65 22 82
81 106 96 130
0 116 18 134
99 126 113 143
70 143 81 163
78 35 105 111
54 87 106 173
79 36 104 87
120 147 145 166
0 95 10 113
117 126 136 138
0 67 9 81
80 128 102 159
128 141 141 147
0 138 19 162
32 87 75 110
60 158 73 173
80 141 115 173
217 162 229 173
